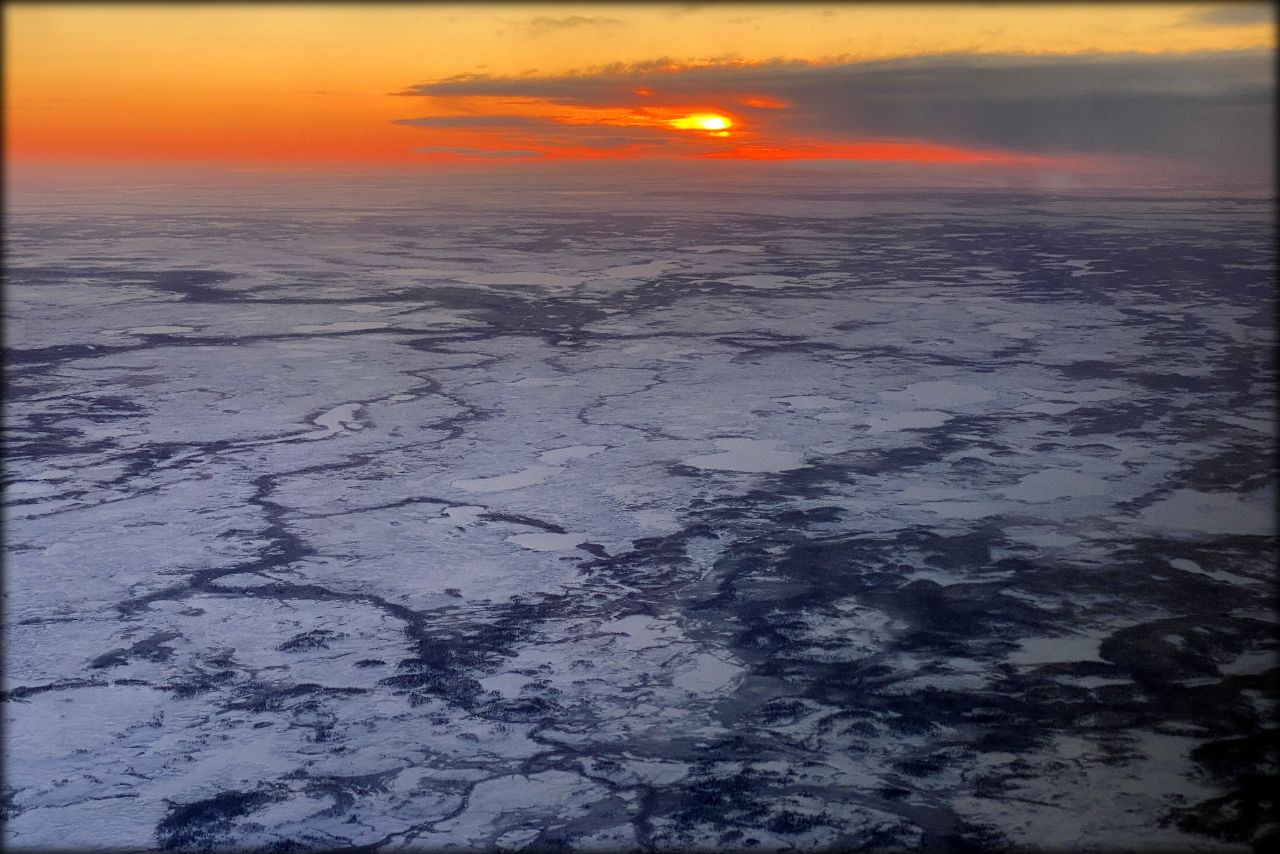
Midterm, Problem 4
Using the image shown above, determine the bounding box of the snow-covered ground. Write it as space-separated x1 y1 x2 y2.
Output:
4 171 1276 851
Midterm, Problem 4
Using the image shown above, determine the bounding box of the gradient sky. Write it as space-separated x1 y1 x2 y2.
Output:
4 2 1275 174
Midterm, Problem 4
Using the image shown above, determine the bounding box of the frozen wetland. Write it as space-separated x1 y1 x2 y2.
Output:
3 170 1276 851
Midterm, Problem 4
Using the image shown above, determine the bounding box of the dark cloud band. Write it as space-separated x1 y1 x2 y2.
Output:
400 49 1274 169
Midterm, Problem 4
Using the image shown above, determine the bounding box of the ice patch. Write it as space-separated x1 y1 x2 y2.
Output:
1026 388 1128 403
439 505 486 525
1218 650 1277 676
672 652 743 693
601 615 681 650
4 481 62 499
987 322 1049 340
1137 488 1276 536
632 509 681 531
1218 415 1277 435
867 410 952 433
454 465 558 493
1004 527 1082 548
538 445 607 466
601 260 675 279
303 403 363 439
1064 259 1106 278
882 380 997 408
918 501 1000 519
1009 634 1107 666
722 274 792 289
683 438 805 473
507 532 585 552
290 321 387 333
458 272 583 287
508 377 577 388
684 244 764 253
779 395 845 411
1020 402 1081 415
1002 470 1112 502
898 484 965 501
479 672 529 697
126 325 195 335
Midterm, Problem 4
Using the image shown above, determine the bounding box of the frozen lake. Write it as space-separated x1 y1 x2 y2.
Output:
3 168 1276 851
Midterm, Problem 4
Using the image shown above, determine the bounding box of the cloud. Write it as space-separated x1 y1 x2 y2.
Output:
393 116 557 128
412 146 543 158
1180 4 1275 27
519 15 627 35
399 50 1275 170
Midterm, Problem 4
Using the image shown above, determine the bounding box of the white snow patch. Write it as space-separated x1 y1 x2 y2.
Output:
882 380 997 408
672 653 743 693
918 501 1001 519
1009 634 1107 666
683 438 805 473
1218 415 1277 435
1137 488 1276 536
1004 527 1082 549
1020 402 1081 415
1023 387 1127 403
4 482 62 499
722 274 792 289
508 377 577 388
601 615 681 650
538 445 607 466
601 260 675 279
290 321 387 333
1002 470 1112 502
684 244 764 253
125 325 195 335
632 509 681 531
507 532 585 552
779 395 845 411
439 505 486 525
480 672 531 698
458 272 583 287
303 403 363 439
1219 650 1277 676
986 322 1049 340
454 465 558 493
867 410 952 433
1065 259 1105 277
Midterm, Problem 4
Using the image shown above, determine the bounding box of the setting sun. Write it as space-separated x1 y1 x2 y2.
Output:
669 113 733 133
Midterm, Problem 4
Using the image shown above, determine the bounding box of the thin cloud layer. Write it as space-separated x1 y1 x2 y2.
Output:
1182 4 1276 27
393 116 558 128
519 15 627 34
396 49 1274 171
411 146 542 158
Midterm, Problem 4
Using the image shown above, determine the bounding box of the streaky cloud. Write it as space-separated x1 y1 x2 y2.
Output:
393 116 559 128
1180 4 1276 27
400 49 1274 170
412 146 543 158
520 15 627 34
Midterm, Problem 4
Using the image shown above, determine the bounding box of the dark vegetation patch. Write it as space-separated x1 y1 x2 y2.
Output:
156 788 276 850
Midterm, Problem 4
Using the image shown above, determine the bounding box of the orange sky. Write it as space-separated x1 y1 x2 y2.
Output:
4 3 1275 167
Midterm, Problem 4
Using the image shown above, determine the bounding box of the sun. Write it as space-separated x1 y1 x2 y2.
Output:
669 113 734 135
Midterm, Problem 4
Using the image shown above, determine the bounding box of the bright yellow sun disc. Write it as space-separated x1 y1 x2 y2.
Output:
670 113 733 132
